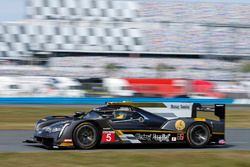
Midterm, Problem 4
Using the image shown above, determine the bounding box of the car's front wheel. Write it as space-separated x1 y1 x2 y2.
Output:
187 122 210 148
73 122 100 149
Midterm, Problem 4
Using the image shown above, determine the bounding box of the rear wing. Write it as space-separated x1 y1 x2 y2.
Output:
193 103 225 120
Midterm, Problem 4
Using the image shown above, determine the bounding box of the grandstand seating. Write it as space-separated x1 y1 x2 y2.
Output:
1 0 250 58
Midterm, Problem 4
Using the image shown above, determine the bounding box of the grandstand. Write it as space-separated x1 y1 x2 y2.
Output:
1 0 250 59
1 0 250 98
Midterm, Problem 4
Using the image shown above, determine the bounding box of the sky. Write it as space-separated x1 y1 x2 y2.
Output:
1 0 250 22
0 0 25 22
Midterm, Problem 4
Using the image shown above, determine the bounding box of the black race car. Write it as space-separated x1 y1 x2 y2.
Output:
25 102 225 149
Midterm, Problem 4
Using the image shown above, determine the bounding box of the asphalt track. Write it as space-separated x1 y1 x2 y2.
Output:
0 129 249 152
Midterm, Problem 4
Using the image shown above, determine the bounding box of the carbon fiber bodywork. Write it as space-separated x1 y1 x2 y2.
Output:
30 102 225 148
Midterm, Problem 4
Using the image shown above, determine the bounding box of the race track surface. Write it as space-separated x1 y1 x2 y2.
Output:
0 129 249 152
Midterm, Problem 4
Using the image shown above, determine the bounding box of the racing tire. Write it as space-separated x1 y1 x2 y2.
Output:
187 122 210 148
73 122 100 149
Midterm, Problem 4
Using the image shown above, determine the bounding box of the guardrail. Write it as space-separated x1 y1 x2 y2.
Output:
0 97 234 105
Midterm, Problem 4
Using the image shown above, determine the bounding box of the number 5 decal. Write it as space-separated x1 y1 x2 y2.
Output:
101 131 115 143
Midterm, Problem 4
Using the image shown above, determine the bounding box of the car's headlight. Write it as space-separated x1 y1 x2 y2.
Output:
51 126 63 133
42 126 53 133
42 122 70 135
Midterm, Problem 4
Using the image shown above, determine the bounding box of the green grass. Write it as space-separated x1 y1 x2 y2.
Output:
226 106 250 128
0 105 249 130
0 106 91 130
0 151 250 167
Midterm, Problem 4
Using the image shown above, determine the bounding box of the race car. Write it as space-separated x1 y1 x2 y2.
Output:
25 102 225 149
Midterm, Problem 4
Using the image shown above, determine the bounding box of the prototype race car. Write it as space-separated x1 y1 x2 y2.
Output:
25 102 225 149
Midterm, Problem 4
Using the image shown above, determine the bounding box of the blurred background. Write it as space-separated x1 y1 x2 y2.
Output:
0 0 250 102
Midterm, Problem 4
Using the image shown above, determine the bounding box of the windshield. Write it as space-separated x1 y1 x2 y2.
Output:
83 111 102 119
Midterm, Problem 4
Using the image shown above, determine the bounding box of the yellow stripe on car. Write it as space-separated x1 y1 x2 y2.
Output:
120 129 186 134
194 118 206 122
212 132 225 135
107 102 167 108
115 130 124 136
59 142 74 147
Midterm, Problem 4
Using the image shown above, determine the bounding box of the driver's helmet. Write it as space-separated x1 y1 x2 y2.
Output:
115 111 126 119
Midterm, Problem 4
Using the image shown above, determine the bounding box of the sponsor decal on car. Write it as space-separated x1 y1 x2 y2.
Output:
171 137 177 142
101 131 115 143
177 133 185 140
175 120 186 130
59 139 74 147
135 133 171 142
170 104 191 110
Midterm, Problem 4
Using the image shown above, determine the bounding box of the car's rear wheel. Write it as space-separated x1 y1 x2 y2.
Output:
73 122 100 149
187 122 210 148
